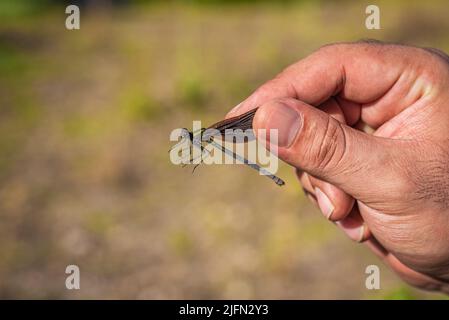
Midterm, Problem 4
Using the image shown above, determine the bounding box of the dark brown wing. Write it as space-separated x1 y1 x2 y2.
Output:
204 108 258 142
208 107 258 132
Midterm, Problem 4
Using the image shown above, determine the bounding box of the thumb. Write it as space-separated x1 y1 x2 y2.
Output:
253 98 408 202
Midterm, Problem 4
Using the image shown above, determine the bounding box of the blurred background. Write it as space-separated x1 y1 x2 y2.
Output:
0 0 448 299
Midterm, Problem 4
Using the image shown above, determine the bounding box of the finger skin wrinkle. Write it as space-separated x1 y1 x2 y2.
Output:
360 71 412 128
315 116 335 171
335 121 348 173
286 79 298 100
406 73 433 105
312 117 347 179
411 151 449 210
338 62 347 97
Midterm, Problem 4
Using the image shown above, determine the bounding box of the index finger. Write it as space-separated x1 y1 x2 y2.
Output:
227 41 443 127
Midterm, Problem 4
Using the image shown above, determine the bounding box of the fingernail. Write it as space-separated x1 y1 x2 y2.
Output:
357 224 366 243
264 102 301 147
315 187 334 220
336 222 365 243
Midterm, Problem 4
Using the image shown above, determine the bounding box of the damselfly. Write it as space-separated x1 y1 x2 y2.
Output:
171 108 285 186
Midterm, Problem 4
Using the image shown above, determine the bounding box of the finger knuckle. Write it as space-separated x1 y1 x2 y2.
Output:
422 47 449 65
308 118 347 175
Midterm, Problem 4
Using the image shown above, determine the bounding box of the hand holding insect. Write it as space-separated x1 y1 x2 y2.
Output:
228 41 449 294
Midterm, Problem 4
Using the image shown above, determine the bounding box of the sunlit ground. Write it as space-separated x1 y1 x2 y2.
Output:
0 0 448 299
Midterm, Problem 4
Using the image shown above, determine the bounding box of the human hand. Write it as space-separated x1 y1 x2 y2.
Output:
227 41 449 293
